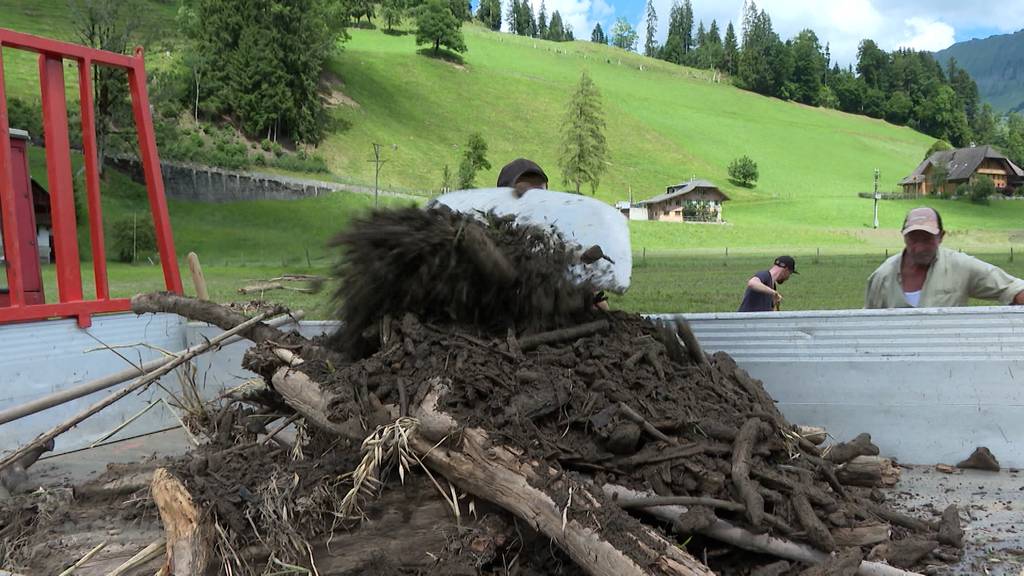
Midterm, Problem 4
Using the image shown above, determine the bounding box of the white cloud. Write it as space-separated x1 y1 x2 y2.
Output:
898 17 956 52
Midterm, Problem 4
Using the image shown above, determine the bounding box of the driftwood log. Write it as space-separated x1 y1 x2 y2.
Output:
151 468 214 575
604 484 924 576
836 456 900 488
826 433 880 465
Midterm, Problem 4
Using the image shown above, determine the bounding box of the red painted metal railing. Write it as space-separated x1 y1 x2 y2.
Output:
0 29 182 328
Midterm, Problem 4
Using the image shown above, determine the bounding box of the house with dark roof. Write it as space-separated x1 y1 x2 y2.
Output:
899 145 1024 196
632 180 729 222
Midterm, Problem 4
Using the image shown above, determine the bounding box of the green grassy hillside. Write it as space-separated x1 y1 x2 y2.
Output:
326 25 934 206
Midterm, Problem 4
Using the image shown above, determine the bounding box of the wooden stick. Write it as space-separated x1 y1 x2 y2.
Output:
604 484 924 576
131 293 288 349
187 252 209 301
732 417 770 527
0 311 302 427
518 319 610 351
0 312 271 474
614 494 796 535
618 402 678 445
160 398 201 447
672 317 708 366
89 401 160 447
107 538 166 576
57 540 108 576
258 413 300 446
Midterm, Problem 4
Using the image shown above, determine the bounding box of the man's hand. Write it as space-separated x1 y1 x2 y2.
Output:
1013 290 1024 305
772 291 783 307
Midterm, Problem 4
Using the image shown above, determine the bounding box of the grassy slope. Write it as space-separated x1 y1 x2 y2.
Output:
0 0 179 100
324 24 1024 251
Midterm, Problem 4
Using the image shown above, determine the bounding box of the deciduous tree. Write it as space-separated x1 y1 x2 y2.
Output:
610 17 637 51
415 0 467 55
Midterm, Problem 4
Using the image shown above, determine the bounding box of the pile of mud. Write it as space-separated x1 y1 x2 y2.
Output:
146 209 963 575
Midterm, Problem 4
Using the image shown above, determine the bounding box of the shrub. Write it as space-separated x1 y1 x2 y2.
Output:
970 175 995 204
110 216 157 263
728 155 759 187
271 152 329 173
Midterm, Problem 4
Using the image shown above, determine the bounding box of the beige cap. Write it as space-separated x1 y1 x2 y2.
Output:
902 207 940 236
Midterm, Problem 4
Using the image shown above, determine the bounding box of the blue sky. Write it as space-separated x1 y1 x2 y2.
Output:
501 0 1020 67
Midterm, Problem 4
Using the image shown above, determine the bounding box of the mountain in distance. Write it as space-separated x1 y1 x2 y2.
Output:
934 29 1024 113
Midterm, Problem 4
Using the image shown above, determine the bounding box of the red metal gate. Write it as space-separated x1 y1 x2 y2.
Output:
0 28 182 328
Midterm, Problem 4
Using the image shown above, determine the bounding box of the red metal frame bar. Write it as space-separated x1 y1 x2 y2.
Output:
0 28 182 328
78 58 109 300
0 49 26 307
39 53 84 302
128 47 182 294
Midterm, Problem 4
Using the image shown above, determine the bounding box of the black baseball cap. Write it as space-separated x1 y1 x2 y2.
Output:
774 255 798 274
497 158 548 187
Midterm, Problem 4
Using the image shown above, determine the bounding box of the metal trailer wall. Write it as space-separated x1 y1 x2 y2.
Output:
5 308 1023 468
0 313 185 451
664 306 1024 469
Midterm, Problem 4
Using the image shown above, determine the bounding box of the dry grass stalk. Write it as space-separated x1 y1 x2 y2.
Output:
338 418 420 519
56 540 107 576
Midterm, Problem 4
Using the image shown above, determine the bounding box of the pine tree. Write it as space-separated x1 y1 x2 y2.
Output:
706 20 723 69
723 21 738 74
680 0 693 56
476 0 501 30
507 0 518 32
547 10 564 41
740 0 757 46
737 8 785 96
538 0 547 37
661 1 684 64
643 0 658 57
591 22 606 44
559 71 608 194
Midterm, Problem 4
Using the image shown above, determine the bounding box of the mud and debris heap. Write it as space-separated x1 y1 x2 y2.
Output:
4 207 961 576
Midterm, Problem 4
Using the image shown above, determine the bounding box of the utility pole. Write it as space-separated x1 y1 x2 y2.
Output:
872 168 880 229
370 143 386 208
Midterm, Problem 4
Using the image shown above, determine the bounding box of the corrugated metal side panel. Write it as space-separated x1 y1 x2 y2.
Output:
667 307 1024 468
0 313 186 451
661 306 1024 362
